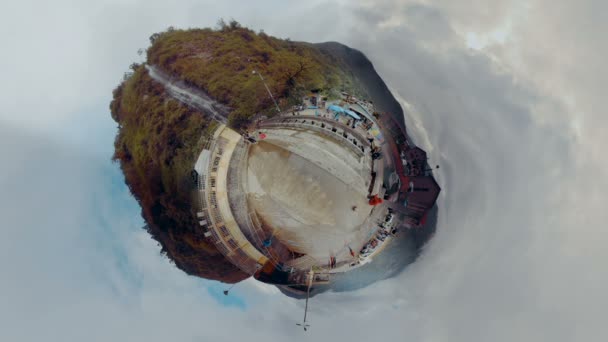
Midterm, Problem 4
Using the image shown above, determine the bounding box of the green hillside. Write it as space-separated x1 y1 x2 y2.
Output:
110 22 367 282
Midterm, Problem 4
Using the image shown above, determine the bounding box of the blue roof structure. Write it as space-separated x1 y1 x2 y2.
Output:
328 104 344 112
328 104 361 120
345 109 361 120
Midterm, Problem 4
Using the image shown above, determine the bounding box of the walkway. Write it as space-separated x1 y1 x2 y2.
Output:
196 125 268 275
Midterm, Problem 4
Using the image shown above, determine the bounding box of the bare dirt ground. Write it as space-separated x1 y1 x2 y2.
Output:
245 133 376 264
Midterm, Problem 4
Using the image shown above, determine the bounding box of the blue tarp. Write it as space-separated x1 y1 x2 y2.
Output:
328 104 361 120
328 104 344 112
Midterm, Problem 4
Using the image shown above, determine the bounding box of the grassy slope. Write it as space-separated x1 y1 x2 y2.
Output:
146 23 365 126
111 66 247 282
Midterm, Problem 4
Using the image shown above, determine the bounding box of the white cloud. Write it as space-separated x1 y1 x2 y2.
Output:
1 0 606 341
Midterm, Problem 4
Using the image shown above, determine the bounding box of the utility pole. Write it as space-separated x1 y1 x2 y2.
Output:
297 268 313 331
252 69 281 113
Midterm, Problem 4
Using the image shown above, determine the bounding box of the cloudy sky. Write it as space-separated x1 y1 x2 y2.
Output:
1 0 607 341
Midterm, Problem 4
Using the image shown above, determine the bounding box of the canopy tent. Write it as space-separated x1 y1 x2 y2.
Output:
344 109 361 120
328 104 361 120
328 104 345 113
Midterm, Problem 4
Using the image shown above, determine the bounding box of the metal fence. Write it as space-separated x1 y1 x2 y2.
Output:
258 116 369 157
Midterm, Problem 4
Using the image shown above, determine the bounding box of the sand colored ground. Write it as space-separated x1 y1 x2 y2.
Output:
245 128 376 263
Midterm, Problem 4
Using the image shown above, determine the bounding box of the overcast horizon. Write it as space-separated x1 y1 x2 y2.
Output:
1 1 607 341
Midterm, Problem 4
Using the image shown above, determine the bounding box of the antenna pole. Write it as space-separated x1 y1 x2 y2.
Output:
253 69 281 113
297 268 313 331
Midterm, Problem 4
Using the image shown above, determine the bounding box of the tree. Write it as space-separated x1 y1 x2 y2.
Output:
228 19 241 30
149 32 161 44
216 18 227 31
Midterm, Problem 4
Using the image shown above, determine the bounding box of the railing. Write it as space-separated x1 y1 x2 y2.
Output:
195 133 263 275
284 255 319 269
247 212 266 249
258 116 369 157
225 139 293 270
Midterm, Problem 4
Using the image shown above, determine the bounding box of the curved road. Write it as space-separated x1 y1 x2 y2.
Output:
145 65 230 124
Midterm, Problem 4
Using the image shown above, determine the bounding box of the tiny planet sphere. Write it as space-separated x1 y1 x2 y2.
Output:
110 25 440 298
